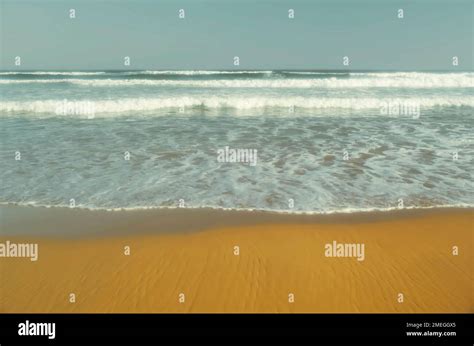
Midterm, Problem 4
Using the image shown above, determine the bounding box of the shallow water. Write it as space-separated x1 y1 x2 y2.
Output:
0 71 472 212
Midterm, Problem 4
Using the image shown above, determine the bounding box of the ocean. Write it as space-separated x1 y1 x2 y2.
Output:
0 71 472 213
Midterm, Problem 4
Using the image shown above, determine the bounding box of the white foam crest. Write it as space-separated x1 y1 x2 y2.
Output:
0 71 107 76
138 70 273 75
0 74 471 88
281 71 349 75
1 96 473 115
0 70 271 76
349 72 473 78
0 201 472 214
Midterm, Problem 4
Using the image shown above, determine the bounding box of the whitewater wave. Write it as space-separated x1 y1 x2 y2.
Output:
1 77 471 88
1 201 472 215
138 70 274 75
0 71 108 76
0 71 472 88
0 70 272 76
1 96 473 115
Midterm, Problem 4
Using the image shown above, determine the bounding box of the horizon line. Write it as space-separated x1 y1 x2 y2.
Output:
0 69 472 73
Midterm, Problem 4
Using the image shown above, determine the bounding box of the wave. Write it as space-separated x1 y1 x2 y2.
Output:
0 71 108 76
1 96 472 115
139 70 275 75
0 70 349 79
1 75 472 88
0 70 277 81
0 70 271 76
1 201 472 215
0 71 472 88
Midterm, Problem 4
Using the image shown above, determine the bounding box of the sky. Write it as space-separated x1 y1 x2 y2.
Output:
0 0 472 71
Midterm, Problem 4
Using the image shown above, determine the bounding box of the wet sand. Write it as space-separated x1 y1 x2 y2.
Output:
0 206 472 312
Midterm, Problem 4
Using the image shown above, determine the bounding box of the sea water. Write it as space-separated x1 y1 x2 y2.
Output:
0 71 472 212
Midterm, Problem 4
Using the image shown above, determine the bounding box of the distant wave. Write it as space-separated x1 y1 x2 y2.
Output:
0 71 108 76
0 71 472 88
0 70 272 76
1 77 471 88
0 70 348 79
1 96 473 115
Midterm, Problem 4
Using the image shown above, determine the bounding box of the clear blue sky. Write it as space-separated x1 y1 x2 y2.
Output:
0 0 472 70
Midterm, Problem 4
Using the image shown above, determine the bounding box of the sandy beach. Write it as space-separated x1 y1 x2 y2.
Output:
0 206 472 313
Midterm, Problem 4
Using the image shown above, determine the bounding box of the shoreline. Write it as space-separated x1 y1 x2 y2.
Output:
0 204 472 237
0 207 472 312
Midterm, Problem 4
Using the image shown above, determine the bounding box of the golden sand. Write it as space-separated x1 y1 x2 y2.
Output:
0 208 472 313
